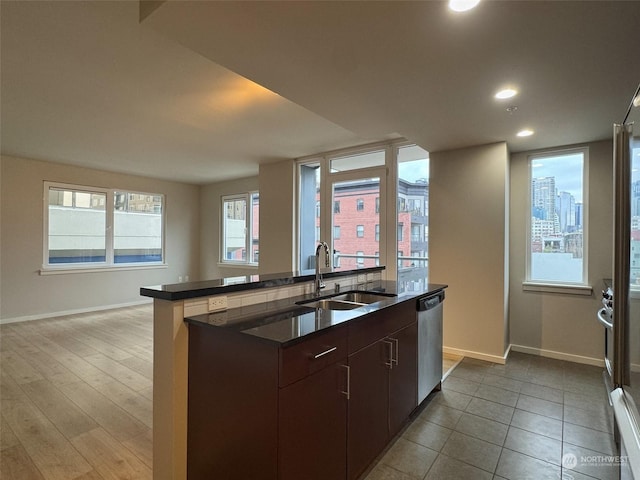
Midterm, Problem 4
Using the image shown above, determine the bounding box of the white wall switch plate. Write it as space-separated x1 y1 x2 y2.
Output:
208 296 228 312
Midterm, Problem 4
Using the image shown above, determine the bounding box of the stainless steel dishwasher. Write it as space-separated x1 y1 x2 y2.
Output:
417 290 444 404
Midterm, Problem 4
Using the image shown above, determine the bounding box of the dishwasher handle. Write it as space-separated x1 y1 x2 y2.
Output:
417 291 445 311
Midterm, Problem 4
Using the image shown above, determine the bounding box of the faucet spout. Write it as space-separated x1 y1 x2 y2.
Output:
315 242 330 296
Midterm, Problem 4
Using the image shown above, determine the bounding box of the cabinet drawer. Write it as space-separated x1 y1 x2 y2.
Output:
348 302 414 354
279 326 347 387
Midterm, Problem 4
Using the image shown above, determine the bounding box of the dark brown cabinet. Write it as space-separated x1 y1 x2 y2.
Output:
346 301 418 480
347 339 391 480
279 361 348 480
186 299 421 480
187 324 279 480
388 322 418 436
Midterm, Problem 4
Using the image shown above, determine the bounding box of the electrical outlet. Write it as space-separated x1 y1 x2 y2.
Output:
185 275 189 282
178 276 183 282
208 296 228 312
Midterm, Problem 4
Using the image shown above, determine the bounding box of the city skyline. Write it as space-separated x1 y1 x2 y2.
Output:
531 152 583 202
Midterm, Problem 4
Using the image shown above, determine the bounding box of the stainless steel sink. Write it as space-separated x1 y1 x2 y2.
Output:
300 299 365 310
297 291 396 310
331 292 395 304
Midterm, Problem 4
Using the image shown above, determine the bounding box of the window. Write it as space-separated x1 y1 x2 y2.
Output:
631 143 640 285
357 251 365 265
114 191 163 263
334 226 341 239
528 149 587 284
397 144 430 293
45 183 164 267
222 192 259 265
297 142 428 277
298 162 321 269
330 150 385 172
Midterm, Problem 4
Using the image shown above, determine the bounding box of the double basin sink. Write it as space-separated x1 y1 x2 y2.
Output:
297 291 396 311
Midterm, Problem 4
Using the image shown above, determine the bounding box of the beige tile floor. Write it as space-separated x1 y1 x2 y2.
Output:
364 354 617 480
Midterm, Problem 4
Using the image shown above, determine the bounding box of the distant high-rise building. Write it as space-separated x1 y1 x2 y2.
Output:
575 203 583 230
632 180 640 218
532 176 556 223
557 191 576 233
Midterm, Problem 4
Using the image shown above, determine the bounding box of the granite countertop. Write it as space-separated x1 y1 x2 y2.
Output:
140 266 385 301
184 281 447 347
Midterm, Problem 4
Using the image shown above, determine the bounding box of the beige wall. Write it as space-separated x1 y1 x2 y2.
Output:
0 155 200 321
258 159 296 274
430 142 510 361
509 140 613 363
199 175 259 279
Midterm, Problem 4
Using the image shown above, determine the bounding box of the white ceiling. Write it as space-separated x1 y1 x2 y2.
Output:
2 1 640 185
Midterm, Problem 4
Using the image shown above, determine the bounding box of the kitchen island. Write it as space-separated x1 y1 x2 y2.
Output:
141 267 445 480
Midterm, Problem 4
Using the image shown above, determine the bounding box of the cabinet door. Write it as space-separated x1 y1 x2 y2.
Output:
388 322 418 436
347 340 391 480
279 361 348 480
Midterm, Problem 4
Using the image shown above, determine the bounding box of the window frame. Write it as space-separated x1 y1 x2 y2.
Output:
296 139 429 280
525 147 590 292
220 191 260 267
42 181 166 273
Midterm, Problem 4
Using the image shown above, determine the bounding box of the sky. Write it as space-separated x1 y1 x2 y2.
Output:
399 159 429 183
531 152 584 202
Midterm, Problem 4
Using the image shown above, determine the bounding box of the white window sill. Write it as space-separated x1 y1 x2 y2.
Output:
522 281 593 296
40 263 168 275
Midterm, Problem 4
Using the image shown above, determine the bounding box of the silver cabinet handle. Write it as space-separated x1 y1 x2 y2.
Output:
382 340 394 368
388 337 399 365
313 346 337 359
341 365 350 400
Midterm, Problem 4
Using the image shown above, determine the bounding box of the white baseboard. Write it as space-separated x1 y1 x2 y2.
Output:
510 344 604 367
443 346 509 365
0 299 153 325
444 343 606 368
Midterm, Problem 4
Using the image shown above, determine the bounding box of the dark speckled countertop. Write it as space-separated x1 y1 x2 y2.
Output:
185 281 447 346
140 266 385 301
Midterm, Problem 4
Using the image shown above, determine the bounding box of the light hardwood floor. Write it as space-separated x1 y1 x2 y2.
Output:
1 305 154 480
0 305 461 480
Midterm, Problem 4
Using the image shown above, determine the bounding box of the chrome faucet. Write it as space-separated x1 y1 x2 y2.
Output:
315 242 330 296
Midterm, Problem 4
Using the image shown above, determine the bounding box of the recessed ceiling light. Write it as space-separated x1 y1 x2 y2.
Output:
495 88 518 100
517 129 535 137
449 0 481 12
